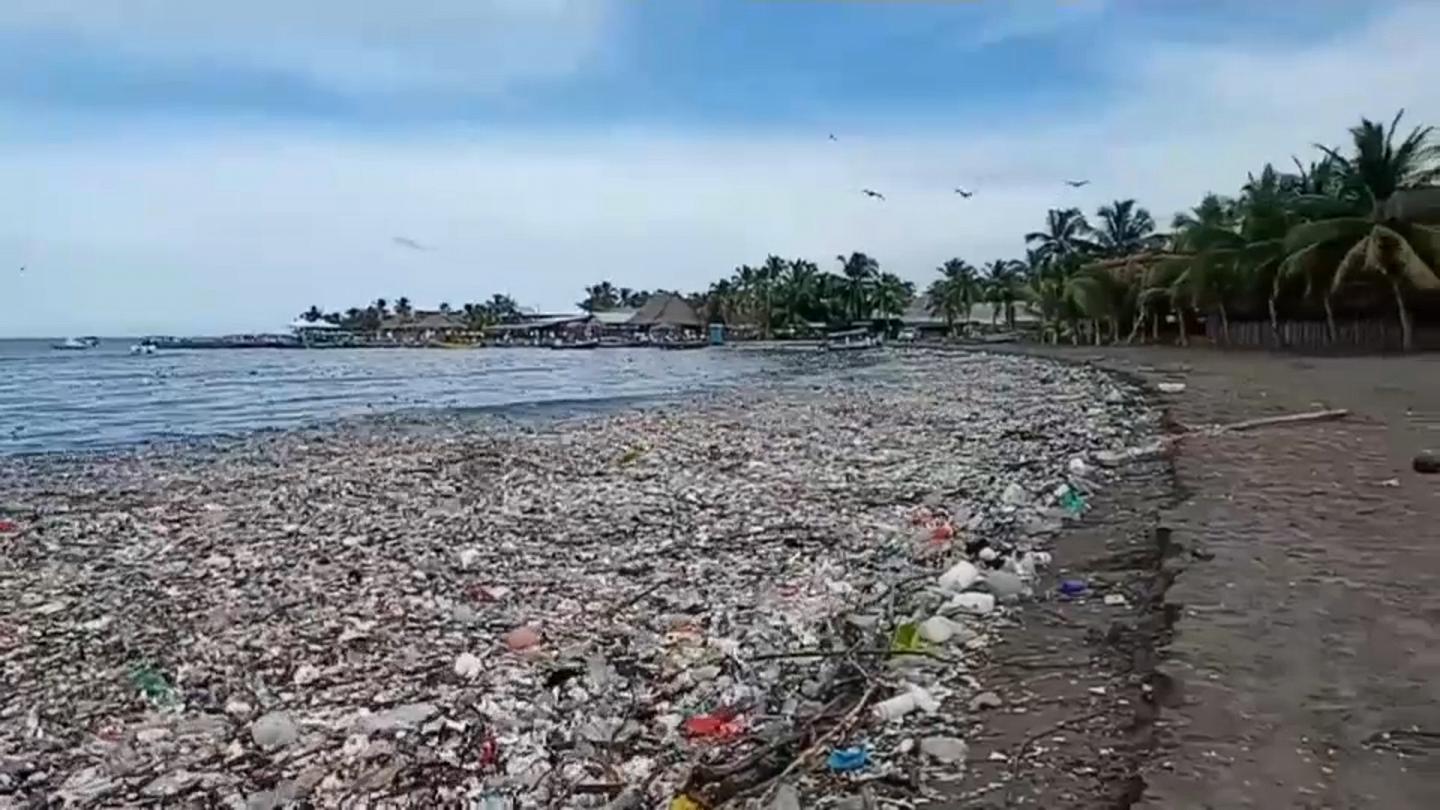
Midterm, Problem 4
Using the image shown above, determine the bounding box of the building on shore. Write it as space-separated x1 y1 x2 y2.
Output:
627 293 704 340
378 311 469 343
486 313 596 345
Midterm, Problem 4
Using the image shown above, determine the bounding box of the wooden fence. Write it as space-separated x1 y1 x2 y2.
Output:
1204 317 1440 352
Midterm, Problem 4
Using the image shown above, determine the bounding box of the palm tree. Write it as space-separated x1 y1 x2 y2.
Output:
927 259 980 335
982 259 1023 327
836 252 880 321
872 272 914 319
757 255 788 338
300 305 324 323
394 297 413 318
486 294 521 323
1283 110 1440 349
438 302 452 314
777 259 820 330
373 298 389 317
1093 199 1164 258
579 281 620 312
1025 208 1095 265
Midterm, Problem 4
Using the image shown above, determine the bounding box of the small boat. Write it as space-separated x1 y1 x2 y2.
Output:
657 339 708 351
52 336 100 351
550 339 600 350
825 329 879 352
130 340 158 356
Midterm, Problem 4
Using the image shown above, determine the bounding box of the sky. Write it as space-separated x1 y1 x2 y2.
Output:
2 0 1438 336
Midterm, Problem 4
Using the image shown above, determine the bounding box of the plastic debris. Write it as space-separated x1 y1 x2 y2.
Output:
1059 579 1089 597
129 665 176 707
919 735 968 764
769 783 802 810
668 794 705 810
0 519 18 533
0 350 1160 807
250 712 298 751
938 560 980 591
1059 486 1087 515
1103 593 1129 606
502 625 541 651
890 621 931 654
453 652 483 679
946 592 996 616
683 709 744 740
969 691 1003 711
826 746 871 772
872 685 939 721
1157 381 1187 394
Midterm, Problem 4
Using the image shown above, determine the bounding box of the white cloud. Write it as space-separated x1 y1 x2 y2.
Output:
0 0 615 95
2 2 1439 336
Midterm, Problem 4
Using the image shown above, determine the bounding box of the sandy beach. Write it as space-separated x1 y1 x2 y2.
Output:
1 350 1166 808
6 345 1439 809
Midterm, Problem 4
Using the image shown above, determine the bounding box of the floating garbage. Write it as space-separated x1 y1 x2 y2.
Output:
1059 579 1089 597
0 350 1160 807
1157 381 1187 394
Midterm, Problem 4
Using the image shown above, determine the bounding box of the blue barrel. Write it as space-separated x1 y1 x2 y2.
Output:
708 323 726 346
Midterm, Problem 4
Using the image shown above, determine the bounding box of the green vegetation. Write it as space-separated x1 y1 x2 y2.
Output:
302 113 1440 349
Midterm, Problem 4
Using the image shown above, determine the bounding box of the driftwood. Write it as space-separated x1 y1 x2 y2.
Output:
1211 408 1349 433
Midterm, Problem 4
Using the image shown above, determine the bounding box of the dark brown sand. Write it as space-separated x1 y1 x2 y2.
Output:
1010 346 1440 809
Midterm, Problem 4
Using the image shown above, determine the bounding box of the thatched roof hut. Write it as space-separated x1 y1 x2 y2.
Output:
627 293 703 329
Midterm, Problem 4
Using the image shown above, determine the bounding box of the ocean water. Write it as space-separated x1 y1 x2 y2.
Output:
0 339 782 456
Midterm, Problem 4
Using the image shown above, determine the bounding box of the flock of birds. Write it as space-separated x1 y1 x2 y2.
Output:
830 133 1091 203
367 133 1094 253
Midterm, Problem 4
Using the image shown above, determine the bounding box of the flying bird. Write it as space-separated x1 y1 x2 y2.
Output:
954 188 974 198
1065 179 1091 188
392 236 431 251
861 189 886 201
828 133 838 141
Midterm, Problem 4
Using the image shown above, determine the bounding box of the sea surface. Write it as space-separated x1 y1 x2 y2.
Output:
0 339 785 456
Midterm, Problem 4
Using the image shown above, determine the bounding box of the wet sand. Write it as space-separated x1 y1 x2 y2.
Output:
1015 346 1440 809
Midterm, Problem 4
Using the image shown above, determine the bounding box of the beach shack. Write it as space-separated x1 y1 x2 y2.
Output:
627 293 704 343
378 311 468 344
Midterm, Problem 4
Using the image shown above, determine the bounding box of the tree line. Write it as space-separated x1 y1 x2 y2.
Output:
301 111 1439 348
298 294 523 331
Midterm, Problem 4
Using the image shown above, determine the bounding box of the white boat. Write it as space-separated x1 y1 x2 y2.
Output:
825 329 879 352
52 336 100 351
129 341 157 356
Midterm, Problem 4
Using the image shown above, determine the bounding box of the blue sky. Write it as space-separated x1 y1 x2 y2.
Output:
1 0 1435 335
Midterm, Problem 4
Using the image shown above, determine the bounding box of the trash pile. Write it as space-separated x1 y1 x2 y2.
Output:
0 351 1156 807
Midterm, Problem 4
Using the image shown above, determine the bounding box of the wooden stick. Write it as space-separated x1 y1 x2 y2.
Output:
1210 408 1348 433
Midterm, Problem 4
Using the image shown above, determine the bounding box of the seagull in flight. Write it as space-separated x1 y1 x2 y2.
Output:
392 236 431 252
861 189 885 201
954 187 974 198
828 133 838 141
1065 179 1091 188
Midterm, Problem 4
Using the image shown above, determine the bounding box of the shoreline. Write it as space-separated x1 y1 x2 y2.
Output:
0 350 1167 807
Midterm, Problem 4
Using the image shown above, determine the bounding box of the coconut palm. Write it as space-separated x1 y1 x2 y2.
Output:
872 272 915 318
776 259 820 330
579 281 620 312
1093 199 1163 257
1025 208 1095 265
836 252 881 321
394 297 413 318
982 259 1023 327
486 294 520 323
926 259 980 334
300 305 324 323
1283 110 1440 349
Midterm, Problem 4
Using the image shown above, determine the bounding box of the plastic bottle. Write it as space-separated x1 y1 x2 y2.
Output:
938 560 980 591
945 592 996 616
871 685 940 721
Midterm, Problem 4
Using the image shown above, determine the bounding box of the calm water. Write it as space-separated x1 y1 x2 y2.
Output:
0 339 780 456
